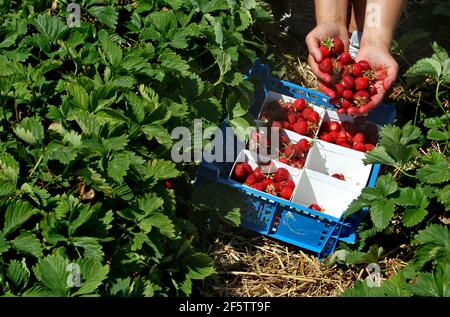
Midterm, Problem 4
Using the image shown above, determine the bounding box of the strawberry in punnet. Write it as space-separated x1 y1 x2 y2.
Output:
283 179 296 190
251 182 267 191
352 142 366 152
328 121 341 132
319 58 333 74
233 163 249 180
293 98 307 111
332 173 345 180
309 204 323 212
262 178 273 187
280 186 293 200
319 132 334 143
337 108 347 114
355 76 369 91
347 106 360 116
245 173 258 186
274 168 289 182
365 144 375 151
296 138 310 153
253 167 265 181
282 121 291 130
292 121 308 135
338 52 353 65
287 113 297 124
331 37 344 55
279 156 290 165
353 132 365 144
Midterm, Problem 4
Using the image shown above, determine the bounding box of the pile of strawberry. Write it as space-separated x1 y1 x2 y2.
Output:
259 98 321 138
232 163 295 200
249 130 311 169
317 37 377 115
318 118 378 152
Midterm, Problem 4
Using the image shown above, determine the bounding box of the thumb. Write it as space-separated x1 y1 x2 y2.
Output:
305 34 323 63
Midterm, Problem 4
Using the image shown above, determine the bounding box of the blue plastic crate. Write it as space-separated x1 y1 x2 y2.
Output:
195 60 396 259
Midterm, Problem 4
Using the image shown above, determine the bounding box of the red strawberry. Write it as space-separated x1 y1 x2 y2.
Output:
358 60 371 71
309 203 323 212
292 121 308 135
319 58 333 74
319 133 334 143
331 37 344 55
329 131 339 141
353 132 365 144
282 121 291 129
368 85 378 96
332 173 345 180
342 90 354 101
297 139 310 152
280 186 293 200
293 98 307 111
307 111 321 124
274 168 289 182
328 121 341 132
251 182 267 191
365 144 375 151
262 178 273 187
253 167 265 181
352 142 366 152
245 174 258 186
283 179 296 190
353 90 370 106
319 45 331 58
301 107 314 119
334 83 344 97
341 99 352 109
233 163 249 180
355 77 369 91
283 144 297 158
287 113 297 124
341 76 355 90
338 52 353 65
273 182 283 193
351 63 363 77
164 180 173 189
279 156 290 165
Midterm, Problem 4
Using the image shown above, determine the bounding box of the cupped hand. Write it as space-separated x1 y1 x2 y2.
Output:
354 45 399 115
305 22 349 83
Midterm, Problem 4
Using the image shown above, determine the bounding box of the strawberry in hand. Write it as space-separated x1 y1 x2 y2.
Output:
353 46 399 115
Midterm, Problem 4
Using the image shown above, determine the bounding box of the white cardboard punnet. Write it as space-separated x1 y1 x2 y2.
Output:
291 169 362 219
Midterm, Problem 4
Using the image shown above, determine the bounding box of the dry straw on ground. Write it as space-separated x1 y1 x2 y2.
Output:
202 229 358 297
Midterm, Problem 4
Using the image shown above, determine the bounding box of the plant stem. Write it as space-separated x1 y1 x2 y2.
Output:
413 91 421 126
436 80 449 122
29 152 44 178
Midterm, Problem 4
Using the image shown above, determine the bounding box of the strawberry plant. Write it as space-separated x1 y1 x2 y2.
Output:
334 42 450 296
0 0 271 296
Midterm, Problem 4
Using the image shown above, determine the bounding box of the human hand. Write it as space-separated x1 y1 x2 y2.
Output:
305 22 349 83
353 45 399 115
